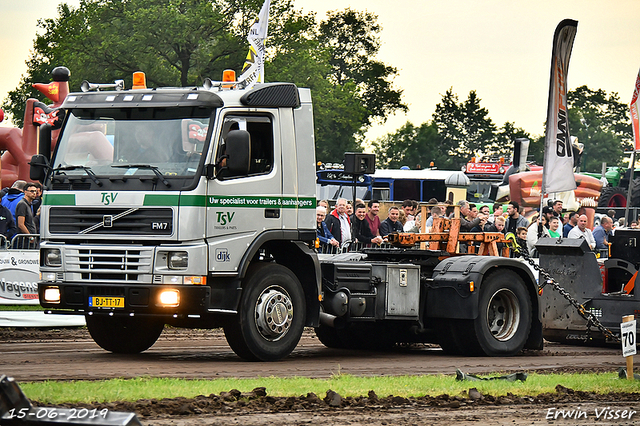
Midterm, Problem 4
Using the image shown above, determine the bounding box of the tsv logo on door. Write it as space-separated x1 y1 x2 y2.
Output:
214 212 237 230
215 248 230 262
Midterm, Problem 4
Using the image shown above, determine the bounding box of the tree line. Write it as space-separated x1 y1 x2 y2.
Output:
374 86 634 172
1 0 633 172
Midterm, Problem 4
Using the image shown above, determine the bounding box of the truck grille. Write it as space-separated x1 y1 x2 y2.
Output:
66 247 153 282
49 207 173 235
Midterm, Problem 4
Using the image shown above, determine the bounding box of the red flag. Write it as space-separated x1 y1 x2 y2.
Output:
630 69 640 151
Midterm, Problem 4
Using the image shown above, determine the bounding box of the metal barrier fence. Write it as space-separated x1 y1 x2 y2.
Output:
0 234 40 250
317 241 398 254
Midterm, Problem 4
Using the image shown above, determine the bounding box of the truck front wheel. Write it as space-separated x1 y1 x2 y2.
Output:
224 263 305 361
85 315 164 354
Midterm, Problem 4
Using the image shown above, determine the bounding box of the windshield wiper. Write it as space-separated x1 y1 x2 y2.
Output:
112 164 171 187
52 165 102 187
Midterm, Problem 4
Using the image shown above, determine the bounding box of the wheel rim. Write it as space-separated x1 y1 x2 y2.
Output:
254 285 293 341
608 193 627 207
485 288 520 341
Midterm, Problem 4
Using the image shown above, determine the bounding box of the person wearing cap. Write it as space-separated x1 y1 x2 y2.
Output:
541 206 555 229
1 180 26 224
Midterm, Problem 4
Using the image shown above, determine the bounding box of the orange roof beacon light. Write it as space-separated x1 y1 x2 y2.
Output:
222 69 236 88
132 71 147 90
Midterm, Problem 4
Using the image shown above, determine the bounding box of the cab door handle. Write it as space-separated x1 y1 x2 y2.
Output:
265 209 280 218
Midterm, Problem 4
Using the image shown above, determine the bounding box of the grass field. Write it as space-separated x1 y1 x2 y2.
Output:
19 372 640 404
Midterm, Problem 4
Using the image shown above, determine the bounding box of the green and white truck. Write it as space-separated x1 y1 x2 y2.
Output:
33 75 544 361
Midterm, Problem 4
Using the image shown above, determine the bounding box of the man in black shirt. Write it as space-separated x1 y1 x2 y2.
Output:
16 183 37 235
379 206 404 237
351 203 383 246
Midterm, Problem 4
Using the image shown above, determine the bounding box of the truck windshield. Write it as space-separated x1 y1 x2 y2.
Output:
53 107 212 181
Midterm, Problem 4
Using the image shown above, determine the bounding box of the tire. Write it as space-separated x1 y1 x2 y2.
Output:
467 270 532 356
314 324 344 349
435 319 467 355
224 263 305 361
630 177 640 207
598 186 627 208
85 315 164 354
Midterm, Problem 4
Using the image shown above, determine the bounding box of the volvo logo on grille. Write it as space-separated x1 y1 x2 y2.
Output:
103 215 113 228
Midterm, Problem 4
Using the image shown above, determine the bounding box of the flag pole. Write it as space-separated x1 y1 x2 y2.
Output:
625 150 636 224
627 68 640 225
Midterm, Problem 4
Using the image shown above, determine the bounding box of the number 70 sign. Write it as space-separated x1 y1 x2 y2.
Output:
621 320 637 358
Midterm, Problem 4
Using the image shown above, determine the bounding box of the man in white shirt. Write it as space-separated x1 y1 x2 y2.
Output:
567 214 596 250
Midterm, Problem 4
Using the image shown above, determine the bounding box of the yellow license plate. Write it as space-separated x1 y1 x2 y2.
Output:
89 296 125 308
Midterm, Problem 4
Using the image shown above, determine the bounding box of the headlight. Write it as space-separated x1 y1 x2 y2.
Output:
168 251 188 269
159 289 180 307
44 249 62 266
43 287 61 303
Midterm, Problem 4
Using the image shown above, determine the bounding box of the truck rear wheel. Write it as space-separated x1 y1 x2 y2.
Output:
469 270 532 356
85 315 164 354
224 263 305 361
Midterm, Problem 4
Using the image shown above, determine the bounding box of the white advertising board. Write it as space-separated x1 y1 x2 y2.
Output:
0 250 39 305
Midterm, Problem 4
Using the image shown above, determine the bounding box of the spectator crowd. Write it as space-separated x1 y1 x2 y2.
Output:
316 196 629 257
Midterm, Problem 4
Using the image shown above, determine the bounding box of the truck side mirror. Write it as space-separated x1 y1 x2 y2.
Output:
29 154 49 183
225 129 251 175
38 123 52 161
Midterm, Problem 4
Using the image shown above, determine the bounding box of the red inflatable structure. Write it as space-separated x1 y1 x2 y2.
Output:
508 170 603 207
0 67 69 188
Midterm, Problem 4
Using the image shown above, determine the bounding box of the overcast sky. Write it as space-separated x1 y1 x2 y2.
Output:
2 0 640 144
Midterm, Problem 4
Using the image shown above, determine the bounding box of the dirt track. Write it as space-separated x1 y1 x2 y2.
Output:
1 327 638 425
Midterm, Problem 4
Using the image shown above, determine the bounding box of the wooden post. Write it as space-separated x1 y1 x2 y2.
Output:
623 314 635 380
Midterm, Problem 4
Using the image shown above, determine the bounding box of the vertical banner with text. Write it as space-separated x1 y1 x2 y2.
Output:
542 19 578 195
239 0 271 88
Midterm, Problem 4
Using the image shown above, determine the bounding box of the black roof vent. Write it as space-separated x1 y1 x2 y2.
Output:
240 83 300 108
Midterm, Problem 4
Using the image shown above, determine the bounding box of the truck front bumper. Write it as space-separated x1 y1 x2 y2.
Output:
38 282 211 317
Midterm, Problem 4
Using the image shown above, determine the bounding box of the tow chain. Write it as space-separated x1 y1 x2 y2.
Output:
510 243 620 343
